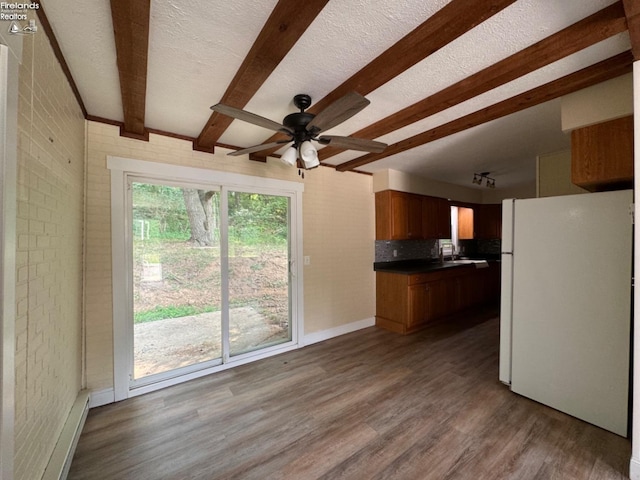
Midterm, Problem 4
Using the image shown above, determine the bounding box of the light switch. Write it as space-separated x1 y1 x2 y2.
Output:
304 256 311 265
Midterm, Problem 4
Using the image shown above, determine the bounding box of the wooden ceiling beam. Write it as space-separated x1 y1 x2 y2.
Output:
110 0 151 140
623 0 640 59
252 0 516 159
336 51 634 172
321 2 627 161
194 0 329 152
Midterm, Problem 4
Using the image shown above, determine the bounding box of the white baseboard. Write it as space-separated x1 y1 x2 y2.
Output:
42 390 90 480
630 457 640 480
302 317 375 346
89 388 115 408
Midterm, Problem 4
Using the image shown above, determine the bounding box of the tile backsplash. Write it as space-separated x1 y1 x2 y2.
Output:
477 238 501 255
376 238 501 262
375 239 439 262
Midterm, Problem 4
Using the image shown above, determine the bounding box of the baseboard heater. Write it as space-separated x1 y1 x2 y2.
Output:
42 390 90 480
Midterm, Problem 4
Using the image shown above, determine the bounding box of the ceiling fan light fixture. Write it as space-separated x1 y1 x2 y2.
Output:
299 141 319 170
213 92 387 170
281 145 298 167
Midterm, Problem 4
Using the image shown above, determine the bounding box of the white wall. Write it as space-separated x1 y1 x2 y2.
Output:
481 183 536 202
561 73 633 132
537 149 587 198
4 14 86 480
373 168 535 203
0 28 21 480
373 169 482 202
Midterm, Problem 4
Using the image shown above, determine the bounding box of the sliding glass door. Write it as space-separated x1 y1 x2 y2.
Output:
128 179 295 386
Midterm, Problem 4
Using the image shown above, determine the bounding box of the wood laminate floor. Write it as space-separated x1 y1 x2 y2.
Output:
68 310 631 479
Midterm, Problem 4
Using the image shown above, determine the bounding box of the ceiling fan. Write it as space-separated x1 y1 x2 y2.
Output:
210 92 387 170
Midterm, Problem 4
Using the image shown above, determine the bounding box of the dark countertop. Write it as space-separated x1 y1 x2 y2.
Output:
374 256 499 274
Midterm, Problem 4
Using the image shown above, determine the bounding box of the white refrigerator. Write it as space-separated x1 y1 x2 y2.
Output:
499 190 632 437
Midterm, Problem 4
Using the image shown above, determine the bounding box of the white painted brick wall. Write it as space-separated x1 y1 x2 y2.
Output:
13 24 85 480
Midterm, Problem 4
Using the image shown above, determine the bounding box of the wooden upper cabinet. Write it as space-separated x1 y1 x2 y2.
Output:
407 194 423 239
439 198 452 238
474 204 502 239
423 196 451 239
376 190 404 240
375 190 423 240
457 207 474 240
571 115 633 192
376 190 451 240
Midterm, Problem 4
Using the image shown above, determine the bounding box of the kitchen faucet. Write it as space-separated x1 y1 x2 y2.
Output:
439 244 457 262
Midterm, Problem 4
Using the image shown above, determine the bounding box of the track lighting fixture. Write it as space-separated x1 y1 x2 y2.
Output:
472 172 496 189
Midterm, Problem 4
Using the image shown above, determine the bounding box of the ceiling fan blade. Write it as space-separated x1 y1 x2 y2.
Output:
306 92 370 133
228 140 292 157
211 103 293 134
318 135 387 153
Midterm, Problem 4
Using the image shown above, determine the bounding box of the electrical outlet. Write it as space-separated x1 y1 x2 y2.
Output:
393 249 398 257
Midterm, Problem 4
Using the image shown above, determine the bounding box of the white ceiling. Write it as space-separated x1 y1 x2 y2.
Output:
42 0 630 190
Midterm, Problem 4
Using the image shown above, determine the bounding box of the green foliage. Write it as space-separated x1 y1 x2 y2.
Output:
134 304 219 324
132 183 289 245
228 192 288 245
132 183 192 241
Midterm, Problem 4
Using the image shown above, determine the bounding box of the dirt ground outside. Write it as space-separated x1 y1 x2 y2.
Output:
133 306 288 378
133 242 290 378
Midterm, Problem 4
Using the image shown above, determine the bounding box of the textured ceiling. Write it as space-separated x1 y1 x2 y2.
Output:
42 0 631 190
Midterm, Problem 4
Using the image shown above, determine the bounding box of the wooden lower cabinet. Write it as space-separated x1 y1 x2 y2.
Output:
427 276 457 320
408 283 430 329
376 263 500 334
